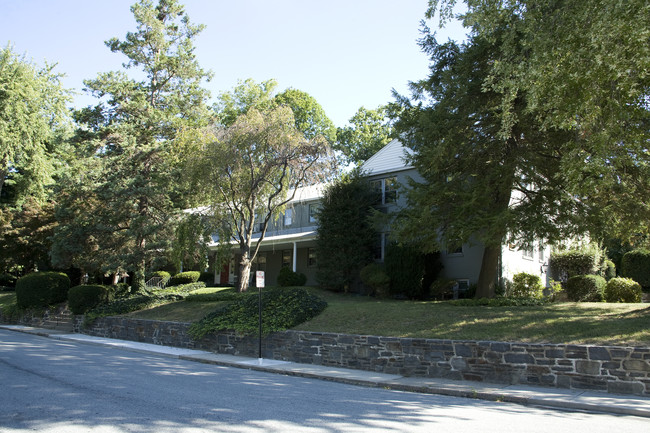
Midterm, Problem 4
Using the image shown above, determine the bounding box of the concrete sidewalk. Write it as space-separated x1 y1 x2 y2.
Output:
3 324 650 418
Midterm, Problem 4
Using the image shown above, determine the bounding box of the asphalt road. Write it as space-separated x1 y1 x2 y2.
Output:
1 329 647 433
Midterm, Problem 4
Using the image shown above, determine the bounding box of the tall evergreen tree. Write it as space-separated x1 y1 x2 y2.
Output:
66 0 212 291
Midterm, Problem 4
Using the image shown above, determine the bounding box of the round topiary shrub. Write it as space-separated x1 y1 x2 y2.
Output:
621 249 650 289
168 271 201 286
360 263 390 297
507 272 544 299
15 272 71 309
277 267 307 287
565 274 606 302
68 285 114 314
604 277 642 303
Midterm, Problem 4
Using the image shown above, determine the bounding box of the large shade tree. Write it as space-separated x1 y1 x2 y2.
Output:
180 106 334 292
58 0 212 291
426 0 650 241
0 45 71 206
335 105 395 166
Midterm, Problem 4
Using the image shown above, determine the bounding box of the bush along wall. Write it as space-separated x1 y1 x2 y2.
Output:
168 271 201 286
604 278 643 303
15 272 71 309
565 275 606 302
621 249 650 290
68 285 114 314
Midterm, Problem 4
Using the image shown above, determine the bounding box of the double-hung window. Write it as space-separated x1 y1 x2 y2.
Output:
370 177 398 205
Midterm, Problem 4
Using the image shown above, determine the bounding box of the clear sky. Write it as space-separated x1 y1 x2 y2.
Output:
0 0 467 127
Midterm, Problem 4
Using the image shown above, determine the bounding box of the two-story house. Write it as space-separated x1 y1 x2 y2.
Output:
208 139 552 290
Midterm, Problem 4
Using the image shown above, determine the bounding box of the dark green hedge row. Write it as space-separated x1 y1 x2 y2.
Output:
15 272 71 309
68 285 114 314
621 249 650 289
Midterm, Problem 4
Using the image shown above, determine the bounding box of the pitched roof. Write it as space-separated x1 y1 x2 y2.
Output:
360 139 413 176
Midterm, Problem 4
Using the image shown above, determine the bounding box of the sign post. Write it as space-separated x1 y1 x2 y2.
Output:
255 271 265 363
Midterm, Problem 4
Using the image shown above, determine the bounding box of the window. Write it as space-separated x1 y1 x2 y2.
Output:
370 177 398 205
284 208 293 226
308 248 317 267
384 177 398 204
308 204 319 223
522 246 534 260
282 250 292 268
538 242 545 262
446 244 463 256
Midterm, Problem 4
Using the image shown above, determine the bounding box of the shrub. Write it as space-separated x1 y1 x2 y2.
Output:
359 263 390 297
603 260 616 280
621 249 650 289
565 274 606 302
0 273 18 288
277 267 307 287
507 272 544 299
199 271 214 286
449 296 549 307
168 271 201 286
549 247 603 283
384 243 426 299
188 288 327 339
150 271 171 286
68 285 113 315
430 279 457 300
15 272 71 309
604 277 643 303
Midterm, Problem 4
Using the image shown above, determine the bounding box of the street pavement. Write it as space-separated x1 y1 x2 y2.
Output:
2 324 649 419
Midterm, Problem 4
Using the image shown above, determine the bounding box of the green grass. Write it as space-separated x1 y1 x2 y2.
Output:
3 287 649 346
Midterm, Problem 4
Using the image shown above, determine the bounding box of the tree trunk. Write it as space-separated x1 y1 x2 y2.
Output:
237 255 252 292
0 166 7 199
475 245 501 298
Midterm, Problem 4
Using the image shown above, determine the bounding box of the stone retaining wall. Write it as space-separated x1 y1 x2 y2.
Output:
82 316 650 396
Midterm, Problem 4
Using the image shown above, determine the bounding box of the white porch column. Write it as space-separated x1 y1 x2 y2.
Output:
292 241 297 272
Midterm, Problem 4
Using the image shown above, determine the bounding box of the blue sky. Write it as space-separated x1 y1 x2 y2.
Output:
0 0 466 126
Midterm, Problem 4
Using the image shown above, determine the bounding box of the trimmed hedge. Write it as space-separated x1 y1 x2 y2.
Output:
621 249 650 289
15 272 71 309
549 249 601 283
359 263 390 297
168 271 201 286
384 243 426 299
188 288 327 338
68 285 113 314
277 267 307 287
565 274 606 302
604 277 643 303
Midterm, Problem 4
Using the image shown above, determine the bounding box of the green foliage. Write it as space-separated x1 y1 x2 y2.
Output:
62 0 213 292
603 260 616 280
316 172 378 292
198 272 213 285
335 105 394 165
84 282 204 323
169 271 201 286
188 288 327 338
565 275 606 302
0 273 17 288
384 243 426 299
430 279 457 300
171 213 213 274
449 297 550 307
185 288 246 302
15 272 71 309
507 273 544 299
180 105 332 292
150 271 171 286
0 44 72 206
68 285 113 315
549 247 604 283
604 277 643 303
359 263 390 298
276 267 307 287
621 249 650 289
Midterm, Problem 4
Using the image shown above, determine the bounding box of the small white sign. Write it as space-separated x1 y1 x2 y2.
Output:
256 271 265 288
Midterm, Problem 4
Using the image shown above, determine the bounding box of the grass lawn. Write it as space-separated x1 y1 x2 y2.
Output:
124 287 650 346
3 287 649 346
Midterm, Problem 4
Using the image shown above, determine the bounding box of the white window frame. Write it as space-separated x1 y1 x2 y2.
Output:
284 208 293 226
308 204 318 223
